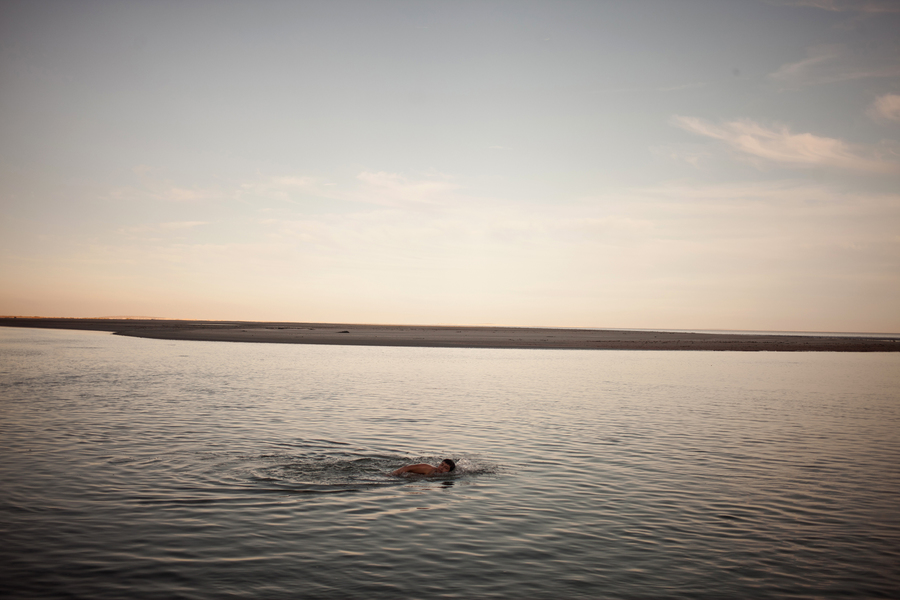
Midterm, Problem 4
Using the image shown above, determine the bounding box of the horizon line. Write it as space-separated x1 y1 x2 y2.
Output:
2 315 898 338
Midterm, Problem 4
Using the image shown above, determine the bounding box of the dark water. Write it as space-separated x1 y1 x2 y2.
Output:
1 327 899 599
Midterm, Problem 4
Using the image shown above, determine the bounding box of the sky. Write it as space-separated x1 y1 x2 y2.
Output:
1 0 899 332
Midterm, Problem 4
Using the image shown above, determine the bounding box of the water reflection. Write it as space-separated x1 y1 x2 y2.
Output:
1 327 899 600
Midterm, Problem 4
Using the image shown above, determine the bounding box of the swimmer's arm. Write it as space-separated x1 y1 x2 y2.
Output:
391 464 436 476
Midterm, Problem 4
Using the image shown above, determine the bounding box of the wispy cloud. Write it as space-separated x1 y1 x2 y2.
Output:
110 179 225 204
353 171 457 207
769 44 900 86
109 169 460 214
672 116 900 172
769 45 841 81
160 221 208 230
765 0 900 12
118 221 209 238
237 176 318 204
22 167 900 329
240 171 459 208
869 94 900 122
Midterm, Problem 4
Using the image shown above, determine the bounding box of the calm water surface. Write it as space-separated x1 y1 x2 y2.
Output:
1 327 899 599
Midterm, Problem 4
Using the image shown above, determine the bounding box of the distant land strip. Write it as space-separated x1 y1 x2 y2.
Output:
2 317 899 351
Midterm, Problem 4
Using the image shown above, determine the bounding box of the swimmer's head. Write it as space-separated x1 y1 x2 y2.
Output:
441 459 456 472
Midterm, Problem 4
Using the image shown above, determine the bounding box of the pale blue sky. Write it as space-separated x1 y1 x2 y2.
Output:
2 0 899 331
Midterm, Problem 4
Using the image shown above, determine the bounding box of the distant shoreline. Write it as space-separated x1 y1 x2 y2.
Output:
2 317 898 351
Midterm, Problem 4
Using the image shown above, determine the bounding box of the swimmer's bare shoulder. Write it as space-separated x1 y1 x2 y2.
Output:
391 463 437 476
391 459 456 477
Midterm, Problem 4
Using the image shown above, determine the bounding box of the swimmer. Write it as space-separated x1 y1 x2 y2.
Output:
391 458 456 476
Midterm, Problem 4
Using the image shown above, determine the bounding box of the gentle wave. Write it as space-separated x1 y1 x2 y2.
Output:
1 327 899 599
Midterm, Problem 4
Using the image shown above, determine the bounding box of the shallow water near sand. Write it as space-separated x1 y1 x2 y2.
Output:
1 327 899 599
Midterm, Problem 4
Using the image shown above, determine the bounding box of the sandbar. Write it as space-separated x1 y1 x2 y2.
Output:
1 317 898 351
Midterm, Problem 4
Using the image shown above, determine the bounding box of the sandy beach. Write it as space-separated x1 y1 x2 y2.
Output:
1 317 897 351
